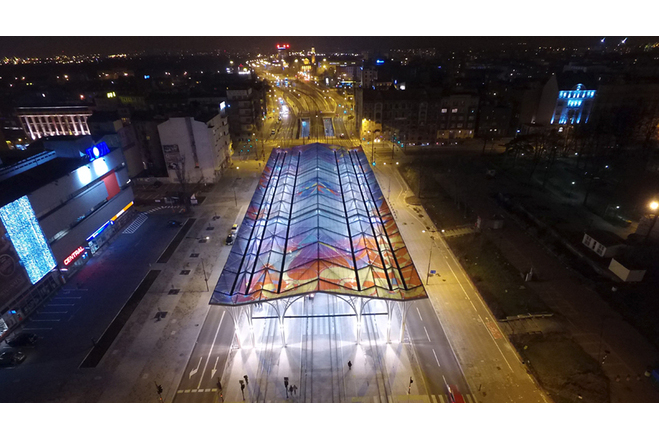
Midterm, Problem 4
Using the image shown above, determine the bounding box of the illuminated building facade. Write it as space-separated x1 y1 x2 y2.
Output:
0 137 134 338
536 73 598 127
16 106 92 140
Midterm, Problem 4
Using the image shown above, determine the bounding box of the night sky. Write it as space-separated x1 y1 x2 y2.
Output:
0 36 651 58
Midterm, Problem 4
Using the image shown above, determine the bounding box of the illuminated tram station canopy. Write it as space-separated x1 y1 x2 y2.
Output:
211 143 427 306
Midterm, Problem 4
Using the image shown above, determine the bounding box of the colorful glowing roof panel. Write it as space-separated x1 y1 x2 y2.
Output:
210 143 427 306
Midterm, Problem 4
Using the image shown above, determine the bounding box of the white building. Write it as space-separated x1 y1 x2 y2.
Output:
158 110 232 184
16 106 93 140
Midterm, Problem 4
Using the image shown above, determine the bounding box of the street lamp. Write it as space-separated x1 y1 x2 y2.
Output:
645 200 659 242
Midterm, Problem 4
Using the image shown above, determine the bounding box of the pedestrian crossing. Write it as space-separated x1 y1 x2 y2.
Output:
174 388 477 402
176 388 217 394
429 393 476 403
144 205 177 214
122 213 148 234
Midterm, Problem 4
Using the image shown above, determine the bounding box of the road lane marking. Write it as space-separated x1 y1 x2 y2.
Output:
198 311 226 388
424 326 431 342
189 357 202 380
432 348 441 367
430 394 438 403
438 394 446 403
416 307 423 321
30 319 60 322
465 393 475 403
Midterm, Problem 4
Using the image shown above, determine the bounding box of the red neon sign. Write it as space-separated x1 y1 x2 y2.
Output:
276 44 290 50
64 246 85 266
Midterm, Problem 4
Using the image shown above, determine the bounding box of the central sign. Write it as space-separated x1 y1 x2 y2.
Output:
63 246 85 266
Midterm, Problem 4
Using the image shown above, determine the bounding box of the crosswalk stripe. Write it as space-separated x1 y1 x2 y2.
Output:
430 394 438 403
438 394 446 403
465 393 475 403
123 213 148 234
388 395 393 403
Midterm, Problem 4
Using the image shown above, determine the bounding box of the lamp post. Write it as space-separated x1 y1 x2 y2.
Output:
426 236 436 285
645 200 659 242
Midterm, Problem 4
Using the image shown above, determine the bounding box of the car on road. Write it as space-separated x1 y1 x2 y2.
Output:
5 333 37 347
271 129 276 135
168 220 183 227
231 224 238 233
0 350 27 367
446 384 465 403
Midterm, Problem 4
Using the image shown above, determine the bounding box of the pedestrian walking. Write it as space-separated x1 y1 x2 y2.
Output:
293 385 297 395
347 361 352 370
289 385 293 395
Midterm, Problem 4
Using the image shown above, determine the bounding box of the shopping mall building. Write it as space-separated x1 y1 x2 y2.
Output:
0 136 134 338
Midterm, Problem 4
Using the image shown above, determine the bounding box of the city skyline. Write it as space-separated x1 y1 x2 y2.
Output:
0 36 654 58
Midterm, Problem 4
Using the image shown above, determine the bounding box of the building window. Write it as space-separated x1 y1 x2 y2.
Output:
451 108 458 113
441 108 447 113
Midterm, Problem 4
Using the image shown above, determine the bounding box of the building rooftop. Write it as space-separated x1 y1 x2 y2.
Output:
585 229 625 247
210 143 427 306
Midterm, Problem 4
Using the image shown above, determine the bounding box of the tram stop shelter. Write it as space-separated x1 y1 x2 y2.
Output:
210 143 427 345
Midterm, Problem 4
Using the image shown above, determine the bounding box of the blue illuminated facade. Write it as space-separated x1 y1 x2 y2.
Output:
0 196 56 284
551 83 596 125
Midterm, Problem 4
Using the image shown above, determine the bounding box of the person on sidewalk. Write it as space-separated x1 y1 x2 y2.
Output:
348 361 352 370
289 385 293 395
293 385 298 395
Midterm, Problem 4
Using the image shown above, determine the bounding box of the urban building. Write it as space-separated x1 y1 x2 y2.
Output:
158 108 232 184
0 137 134 337
581 230 625 258
477 104 513 137
437 94 479 139
16 106 93 140
360 89 479 144
225 85 266 153
536 73 598 126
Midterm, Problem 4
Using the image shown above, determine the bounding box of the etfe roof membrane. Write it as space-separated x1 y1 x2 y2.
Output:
210 143 427 306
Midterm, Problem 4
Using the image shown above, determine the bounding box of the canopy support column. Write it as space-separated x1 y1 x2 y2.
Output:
399 301 411 343
226 306 243 349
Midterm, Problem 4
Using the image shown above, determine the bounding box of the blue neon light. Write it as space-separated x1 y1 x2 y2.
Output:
0 196 56 284
86 142 110 161
86 220 113 241
376 59 384 65
144 75 150 79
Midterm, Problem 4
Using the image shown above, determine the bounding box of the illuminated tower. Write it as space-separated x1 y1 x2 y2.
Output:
277 43 290 61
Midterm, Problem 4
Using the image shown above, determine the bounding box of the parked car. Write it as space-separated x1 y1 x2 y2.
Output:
0 350 26 367
6 333 37 347
231 224 238 233
226 234 235 246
